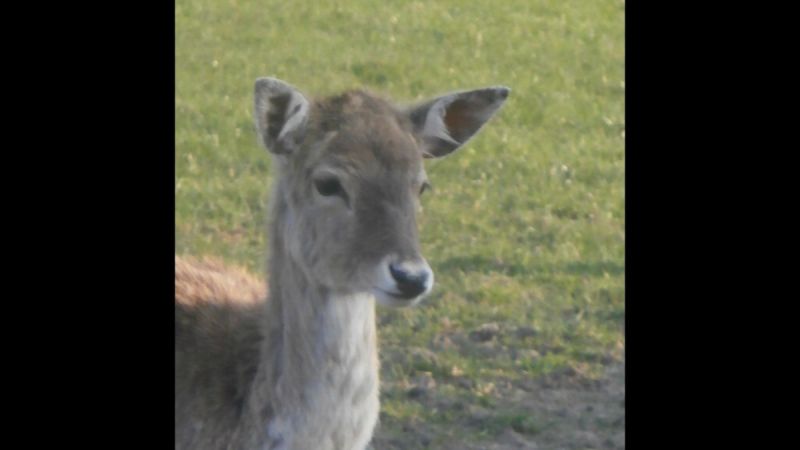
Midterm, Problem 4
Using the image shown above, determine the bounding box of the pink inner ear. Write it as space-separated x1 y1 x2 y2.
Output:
443 100 469 136
443 99 480 143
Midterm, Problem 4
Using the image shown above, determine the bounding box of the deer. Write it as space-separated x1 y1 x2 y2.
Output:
175 77 510 450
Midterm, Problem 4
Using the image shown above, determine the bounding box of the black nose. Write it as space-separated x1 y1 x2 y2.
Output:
389 264 429 299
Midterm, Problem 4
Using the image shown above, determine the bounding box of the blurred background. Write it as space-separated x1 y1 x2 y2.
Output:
176 1 624 448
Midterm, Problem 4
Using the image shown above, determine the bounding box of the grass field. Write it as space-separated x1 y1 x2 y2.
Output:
176 1 624 448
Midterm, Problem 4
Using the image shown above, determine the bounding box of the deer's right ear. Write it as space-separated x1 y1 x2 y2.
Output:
254 78 310 155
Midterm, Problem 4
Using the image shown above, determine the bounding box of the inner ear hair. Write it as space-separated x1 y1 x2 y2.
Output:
254 77 310 155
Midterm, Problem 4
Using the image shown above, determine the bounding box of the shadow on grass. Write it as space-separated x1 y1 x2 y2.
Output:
436 255 624 278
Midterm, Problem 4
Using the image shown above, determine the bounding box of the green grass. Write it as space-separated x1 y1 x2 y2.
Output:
177 0 624 446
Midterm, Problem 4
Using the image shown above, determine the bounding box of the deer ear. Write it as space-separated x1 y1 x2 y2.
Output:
407 86 510 158
254 78 310 154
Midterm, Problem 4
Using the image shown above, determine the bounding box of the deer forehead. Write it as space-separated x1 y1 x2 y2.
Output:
307 92 426 183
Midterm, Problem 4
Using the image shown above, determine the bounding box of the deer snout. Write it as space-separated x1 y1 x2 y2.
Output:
389 262 431 299
373 257 434 307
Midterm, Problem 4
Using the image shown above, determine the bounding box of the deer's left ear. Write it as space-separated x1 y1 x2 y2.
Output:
407 86 510 158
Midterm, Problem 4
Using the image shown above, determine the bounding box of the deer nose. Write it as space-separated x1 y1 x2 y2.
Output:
389 262 431 299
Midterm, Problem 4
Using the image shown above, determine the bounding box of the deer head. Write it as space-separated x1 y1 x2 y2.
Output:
254 78 509 307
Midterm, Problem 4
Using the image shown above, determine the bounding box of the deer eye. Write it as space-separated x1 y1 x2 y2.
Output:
314 177 344 197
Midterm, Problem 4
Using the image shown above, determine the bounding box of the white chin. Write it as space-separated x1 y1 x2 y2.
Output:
372 289 424 308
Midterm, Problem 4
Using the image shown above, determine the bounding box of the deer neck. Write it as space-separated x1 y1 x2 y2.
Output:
251 182 380 449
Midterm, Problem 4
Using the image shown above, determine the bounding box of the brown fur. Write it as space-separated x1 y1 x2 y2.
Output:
175 256 267 306
175 257 266 449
